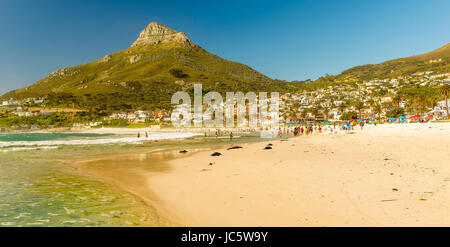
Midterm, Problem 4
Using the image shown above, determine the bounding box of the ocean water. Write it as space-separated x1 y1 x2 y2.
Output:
0 132 201 149
0 131 279 226
0 156 159 226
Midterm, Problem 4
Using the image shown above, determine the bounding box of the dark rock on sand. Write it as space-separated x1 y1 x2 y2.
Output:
179 150 188 153
264 146 272 150
211 152 222 157
227 146 243 150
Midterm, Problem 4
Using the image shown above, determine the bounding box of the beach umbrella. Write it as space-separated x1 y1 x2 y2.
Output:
389 117 396 121
369 119 374 121
427 115 434 118
399 116 406 119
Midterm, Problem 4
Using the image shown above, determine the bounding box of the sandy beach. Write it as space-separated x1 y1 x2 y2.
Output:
78 123 450 226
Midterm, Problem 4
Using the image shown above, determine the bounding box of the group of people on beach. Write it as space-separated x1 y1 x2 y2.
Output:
137 132 148 139
282 120 374 138
204 129 235 140
135 120 374 140
291 126 317 136
289 125 323 137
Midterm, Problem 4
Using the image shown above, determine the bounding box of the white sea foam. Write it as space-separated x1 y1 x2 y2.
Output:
0 132 200 148
0 146 58 153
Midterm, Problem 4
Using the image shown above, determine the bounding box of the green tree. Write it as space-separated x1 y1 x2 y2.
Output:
439 84 450 119
322 107 330 121
169 68 188 78
352 99 365 119
428 96 439 115
392 94 401 108
338 103 347 114
310 107 319 121
386 108 405 118
372 102 382 122
340 111 358 120
300 109 308 123
414 96 427 116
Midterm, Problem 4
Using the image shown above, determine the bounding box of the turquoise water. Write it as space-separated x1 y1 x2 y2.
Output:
0 149 159 226
0 131 281 226
0 133 114 142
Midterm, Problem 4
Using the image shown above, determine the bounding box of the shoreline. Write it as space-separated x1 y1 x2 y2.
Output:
75 123 450 226
73 146 220 226
1 126 264 135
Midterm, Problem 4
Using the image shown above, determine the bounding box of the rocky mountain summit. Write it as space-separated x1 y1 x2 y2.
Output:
131 22 193 47
1 21 291 107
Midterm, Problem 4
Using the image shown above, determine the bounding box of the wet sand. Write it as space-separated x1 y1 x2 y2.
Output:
77 123 450 226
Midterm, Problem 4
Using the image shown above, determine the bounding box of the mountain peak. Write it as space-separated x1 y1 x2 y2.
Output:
131 22 193 47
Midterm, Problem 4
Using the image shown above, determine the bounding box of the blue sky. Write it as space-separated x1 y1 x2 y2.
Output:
1 0 450 95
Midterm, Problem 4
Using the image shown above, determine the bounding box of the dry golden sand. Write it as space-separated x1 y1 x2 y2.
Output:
80 123 450 226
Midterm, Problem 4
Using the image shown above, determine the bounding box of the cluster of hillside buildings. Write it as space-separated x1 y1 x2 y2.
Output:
2 97 46 106
2 70 450 127
279 71 450 122
106 110 171 123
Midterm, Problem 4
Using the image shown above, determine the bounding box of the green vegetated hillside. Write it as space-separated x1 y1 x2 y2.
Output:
3 21 450 111
291 43 450 92
337 43 450 81
1 22 297 110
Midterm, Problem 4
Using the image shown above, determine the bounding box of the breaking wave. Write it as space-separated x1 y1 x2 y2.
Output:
0 132 201 149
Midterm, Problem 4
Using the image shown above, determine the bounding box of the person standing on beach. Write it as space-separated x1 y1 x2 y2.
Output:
230 131 233 140
137 132 140 139
145 132 148 138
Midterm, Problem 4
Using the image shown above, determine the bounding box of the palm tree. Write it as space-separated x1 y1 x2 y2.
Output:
286 110 296 123
439 84 450 119
414 97 427 116
353 99 365 119
372 102 382 122
337 103 347 115
310 107 319 121
382 101 394 112
392 95 401 108
300 109 309 123
404 98 415 115
322 107 330 121
428 96 439 116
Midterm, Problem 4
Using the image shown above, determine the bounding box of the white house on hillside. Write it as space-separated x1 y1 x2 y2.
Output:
432 100 450 119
